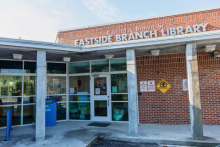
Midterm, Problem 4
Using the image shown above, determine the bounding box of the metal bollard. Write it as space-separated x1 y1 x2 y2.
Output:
5 107 13 141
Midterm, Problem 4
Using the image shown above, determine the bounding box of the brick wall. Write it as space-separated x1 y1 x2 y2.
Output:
57 8 220 45
137 50 220 125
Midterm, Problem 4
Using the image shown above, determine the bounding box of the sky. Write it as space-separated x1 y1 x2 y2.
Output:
0 0 220 43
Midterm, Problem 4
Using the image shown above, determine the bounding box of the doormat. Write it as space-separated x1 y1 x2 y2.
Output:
87 122 111 127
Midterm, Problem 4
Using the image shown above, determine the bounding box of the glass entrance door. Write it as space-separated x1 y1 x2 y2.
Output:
91 75 111 121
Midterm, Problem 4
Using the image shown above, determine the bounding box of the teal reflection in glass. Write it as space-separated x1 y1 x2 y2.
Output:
91 60 109 72
69 95 90 101
69 62 90 74
23 105 36 124
112 102 128 121
69 102 90 120
110 59 126 71
57 103 66 120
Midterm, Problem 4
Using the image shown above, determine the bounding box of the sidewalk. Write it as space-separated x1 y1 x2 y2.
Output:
0 121 220 147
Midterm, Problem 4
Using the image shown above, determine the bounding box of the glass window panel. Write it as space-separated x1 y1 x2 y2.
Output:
0 60 22 73
112 102 128 121
111 94 128 101
23 105 35 124
111 59 126 71
47 63 66 74
111 74 127 93
24 76 36 96
47 76 66 94
95 100 107 116
69 76 90 94
47 95 66 102
69 62 90 74
94 77 107 95
0 97 21 105
57 103 66 120
23 96 36 104
0 106 21 127
24 61 36 73
0 76 22 97
91 60 109 72
69 95 90 101
69 102 90 120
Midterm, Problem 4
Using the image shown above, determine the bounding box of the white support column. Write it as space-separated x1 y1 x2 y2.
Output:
35 51 46 141
186 43 203 140
126 49 138 137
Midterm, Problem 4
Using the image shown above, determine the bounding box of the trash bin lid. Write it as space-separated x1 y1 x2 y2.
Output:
46 98 57 103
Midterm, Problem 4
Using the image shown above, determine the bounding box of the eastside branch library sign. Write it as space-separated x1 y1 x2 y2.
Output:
75 23 208 46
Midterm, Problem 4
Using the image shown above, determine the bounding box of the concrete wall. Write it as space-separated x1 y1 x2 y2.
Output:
137 50 220 125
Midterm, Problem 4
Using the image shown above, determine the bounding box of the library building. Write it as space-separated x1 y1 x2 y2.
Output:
0 7 220 140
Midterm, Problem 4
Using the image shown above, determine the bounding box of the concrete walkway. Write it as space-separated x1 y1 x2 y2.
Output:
0 121 220 147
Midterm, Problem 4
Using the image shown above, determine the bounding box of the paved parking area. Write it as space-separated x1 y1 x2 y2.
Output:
0 121 220 147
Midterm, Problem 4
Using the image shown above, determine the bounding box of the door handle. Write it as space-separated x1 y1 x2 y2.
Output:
108 99 109 106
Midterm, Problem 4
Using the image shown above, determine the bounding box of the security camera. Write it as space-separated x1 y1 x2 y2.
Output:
214 52 220 58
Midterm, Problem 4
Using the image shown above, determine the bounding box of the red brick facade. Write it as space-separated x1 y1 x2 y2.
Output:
137 50 220 125
56 8 220 125
56 8 220 45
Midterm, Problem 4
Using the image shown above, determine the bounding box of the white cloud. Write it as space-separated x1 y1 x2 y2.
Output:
0 2 75 42
83 0 123 22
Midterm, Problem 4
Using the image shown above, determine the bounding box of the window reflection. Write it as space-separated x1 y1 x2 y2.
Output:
0 76 22 97
69 62 90 74
57 103 66 120
23 97 35 104
24 76 36 96
91 60 109 72
0 97 21 105
47 76 66 95
47 63 66 74
94 77 107 95
111 59 126 71
0 106 21 127
112 102 128 121
111 74 127 93
23 105 35 124
47 95 66 102
24 62 36 73
69 76 90 94
69 102 90 120
0 61 22 73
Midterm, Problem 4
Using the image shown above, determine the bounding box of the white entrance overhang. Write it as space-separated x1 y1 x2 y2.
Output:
0 30 220 62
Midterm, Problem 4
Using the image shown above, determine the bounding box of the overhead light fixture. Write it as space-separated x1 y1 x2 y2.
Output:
151 50 160 56
204 45 216 52
214 52 220 58
63 57 71 62
105 54 114 60
13 54 22 60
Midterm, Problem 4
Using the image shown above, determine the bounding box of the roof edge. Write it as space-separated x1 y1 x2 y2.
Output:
58 6 220 33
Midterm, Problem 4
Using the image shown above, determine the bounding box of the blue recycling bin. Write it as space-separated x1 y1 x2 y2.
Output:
45 99 57 127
